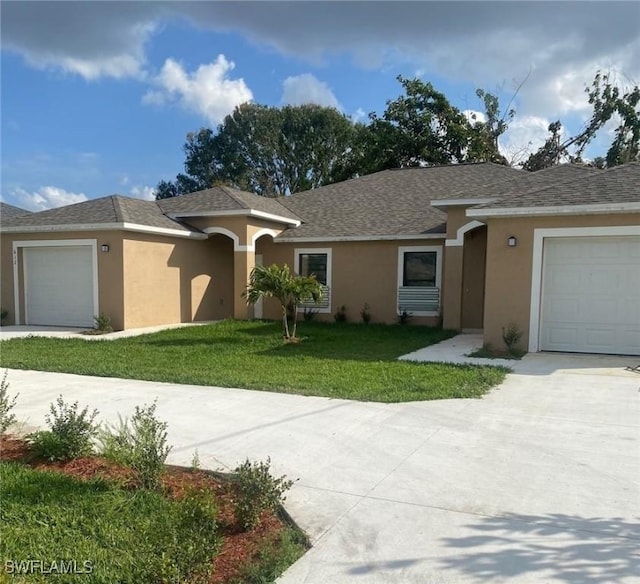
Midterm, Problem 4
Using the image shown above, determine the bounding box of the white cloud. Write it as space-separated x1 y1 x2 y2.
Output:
500 115 558 167
25 52 146 81
143 55 253 124
281 74 340 108
13 186 88 211
462 110 486 126
129 185 156 201
352 107 367 123
3 1 638 145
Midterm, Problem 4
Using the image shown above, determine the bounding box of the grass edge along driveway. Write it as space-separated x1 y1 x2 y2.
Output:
0 321 508 402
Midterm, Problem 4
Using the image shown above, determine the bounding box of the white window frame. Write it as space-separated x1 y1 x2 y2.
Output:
12 239 99 326
397 245 443 316
294 247 332 313
528 225 640 352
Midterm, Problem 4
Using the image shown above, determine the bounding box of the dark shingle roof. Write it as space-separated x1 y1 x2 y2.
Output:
476 161 640 211
276 163 521 239
158 185 301 222
4 162 632 239
1 195 198 233
439 163 600 202
0 202 32 218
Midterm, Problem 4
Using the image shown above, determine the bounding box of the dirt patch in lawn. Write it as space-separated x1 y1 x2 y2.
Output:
0 435 305 583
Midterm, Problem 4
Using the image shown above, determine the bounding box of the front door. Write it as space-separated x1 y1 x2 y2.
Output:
461 226 487 330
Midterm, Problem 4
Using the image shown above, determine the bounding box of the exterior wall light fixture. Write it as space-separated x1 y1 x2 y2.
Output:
507 236 517 247
101 244 110 253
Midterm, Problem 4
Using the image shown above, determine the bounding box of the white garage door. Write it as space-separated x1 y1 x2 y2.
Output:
24 246 95 327
540 236 640 355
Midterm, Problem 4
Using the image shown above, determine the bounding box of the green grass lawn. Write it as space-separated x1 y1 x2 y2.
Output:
0 462 218 583
0 461 305 584
0 320 508 402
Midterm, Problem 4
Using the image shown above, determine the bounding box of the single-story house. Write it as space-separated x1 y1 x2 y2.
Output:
1 161 638 355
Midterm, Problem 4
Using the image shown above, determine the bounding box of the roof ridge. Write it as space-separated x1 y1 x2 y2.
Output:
110 194 126 222
387 161 496 171
534 163 602 175
283 169 393 199
476 166 615 209
443 164 607 202
219 185 249 209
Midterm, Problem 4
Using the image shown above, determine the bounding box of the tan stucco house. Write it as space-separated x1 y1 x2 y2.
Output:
1 161 639 356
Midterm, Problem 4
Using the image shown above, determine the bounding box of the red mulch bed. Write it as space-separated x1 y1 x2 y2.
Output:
0 435 293 583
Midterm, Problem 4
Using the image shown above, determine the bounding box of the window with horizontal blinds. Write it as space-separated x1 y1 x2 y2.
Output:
298 253 328 285
403 251 437 287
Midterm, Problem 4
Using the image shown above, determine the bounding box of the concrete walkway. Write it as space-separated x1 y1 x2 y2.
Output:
399 333 516 367
4 353 639 583
399 332 640 374
0 321 216 341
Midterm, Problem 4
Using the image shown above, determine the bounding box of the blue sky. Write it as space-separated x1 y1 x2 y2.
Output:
2 1 638 211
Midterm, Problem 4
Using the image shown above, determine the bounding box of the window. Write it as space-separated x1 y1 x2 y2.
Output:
397 246 443 315
403 251 437 287
294 248 332 313
298 253 328 285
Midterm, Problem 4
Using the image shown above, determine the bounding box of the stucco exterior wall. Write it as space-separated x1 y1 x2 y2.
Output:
444 207 472 239
186 216 284 248
0 231 125 329
484 213 640 352
122 233 233 329
255 237 445 325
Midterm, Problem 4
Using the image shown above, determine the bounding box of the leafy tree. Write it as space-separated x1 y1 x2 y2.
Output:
244 264 323 341
156 104 362 199
359 76 511 173
522 120 565 171
466 89 514 165
524 71 640 170
155 129 228 199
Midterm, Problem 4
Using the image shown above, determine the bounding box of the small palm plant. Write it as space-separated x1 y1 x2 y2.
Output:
244 264 323 341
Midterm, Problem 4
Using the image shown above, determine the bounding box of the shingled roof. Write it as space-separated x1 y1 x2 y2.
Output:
471 161 640 213
158 185 301 224
3 162 635 239
275 162 521 240
436 163 600 203
0 195 198 233
0 202 32 219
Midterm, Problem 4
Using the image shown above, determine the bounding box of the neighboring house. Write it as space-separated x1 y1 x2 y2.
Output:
1 162 638 356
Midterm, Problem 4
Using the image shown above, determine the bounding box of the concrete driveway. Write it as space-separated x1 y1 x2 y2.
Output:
4 352 639 583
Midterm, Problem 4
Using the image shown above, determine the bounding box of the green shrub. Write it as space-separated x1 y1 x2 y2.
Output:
94 313 114 333
0 370 18 434
360 303 372 324
398 310 412 325
234 457 294 531
98 414 133 463
334 305 348 322
28 431 70 461
161 487 220 582
190 449 201 471
502 322 524 355
303 308 318 322
28 396 99 461
99 401 172 490
0 307 8 325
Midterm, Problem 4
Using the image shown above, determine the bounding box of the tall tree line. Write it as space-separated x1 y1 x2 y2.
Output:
156 71 640 199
